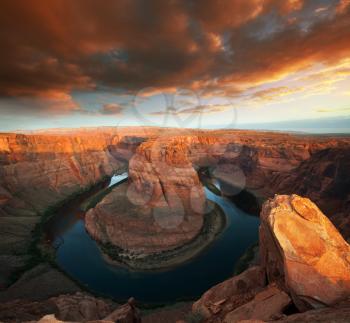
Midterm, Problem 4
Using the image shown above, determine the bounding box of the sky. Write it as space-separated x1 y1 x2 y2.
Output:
0 0 350 132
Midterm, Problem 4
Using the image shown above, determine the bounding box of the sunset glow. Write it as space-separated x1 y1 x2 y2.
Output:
1 0 350 131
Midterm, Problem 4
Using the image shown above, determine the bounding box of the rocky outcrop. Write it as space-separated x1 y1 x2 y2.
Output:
85 136 208 265
223 284 291 322
85 182 205 256
0 264 81 303
192 266 266 319
192 194 350 322
104 297 140 323
273 300 350 322
0 292 140 323
260 194 350 311
129 137 206 214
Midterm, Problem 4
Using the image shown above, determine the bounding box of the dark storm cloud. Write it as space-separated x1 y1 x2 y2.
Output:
0 0 349 114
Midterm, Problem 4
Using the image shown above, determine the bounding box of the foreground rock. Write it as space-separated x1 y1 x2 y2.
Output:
273 300 350 322
0 293 141 323
192 266 266 319
0 264 81 302
193 194 350 322
104 297 141 323
224 284 291 322
260 194 350 311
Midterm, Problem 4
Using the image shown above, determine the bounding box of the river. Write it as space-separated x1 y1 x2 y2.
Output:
44 172 260 303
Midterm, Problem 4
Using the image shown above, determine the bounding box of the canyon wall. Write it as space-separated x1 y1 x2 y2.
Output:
85 129 350 268
1 127 349 285
0 127 162 287
183 131 350 238
126 130 350 237
0 127 350 321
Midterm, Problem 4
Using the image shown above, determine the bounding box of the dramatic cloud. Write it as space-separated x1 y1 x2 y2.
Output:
0 0 349 118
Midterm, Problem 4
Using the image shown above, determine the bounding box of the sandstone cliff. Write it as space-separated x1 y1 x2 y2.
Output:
0 127 163 288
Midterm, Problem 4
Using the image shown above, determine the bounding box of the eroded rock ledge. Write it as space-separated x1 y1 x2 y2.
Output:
192 194 350 322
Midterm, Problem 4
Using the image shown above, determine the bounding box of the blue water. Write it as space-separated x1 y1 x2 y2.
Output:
108 172 128 187
48 176 260 303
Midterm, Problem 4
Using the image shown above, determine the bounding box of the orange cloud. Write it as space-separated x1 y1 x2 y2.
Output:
337 0 350 14
0 0 349 116
250 86 304 102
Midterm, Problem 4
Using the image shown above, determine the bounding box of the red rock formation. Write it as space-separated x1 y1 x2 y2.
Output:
193 194 350 322
192 266 266 319
129 137 206 214
0 127 164 287
273 300 350 322
0 132 115 217
0 292 140 323
85 183 204 255
260 194 350 311
85 136 207 262
1 127 349 318
223 284 291 322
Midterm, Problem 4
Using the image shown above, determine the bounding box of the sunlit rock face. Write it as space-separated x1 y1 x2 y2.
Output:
260 194 350 311
128 137 206 215
0 130 122 217
193 194 350 322
0 127 164 217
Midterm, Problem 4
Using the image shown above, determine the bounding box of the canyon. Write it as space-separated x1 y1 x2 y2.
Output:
0 127 349 322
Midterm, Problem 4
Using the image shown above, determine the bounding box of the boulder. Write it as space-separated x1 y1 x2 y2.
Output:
260 194 350 311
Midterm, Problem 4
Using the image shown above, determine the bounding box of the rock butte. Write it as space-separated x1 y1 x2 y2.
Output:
85 137 207 258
